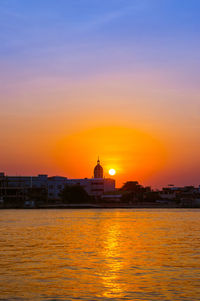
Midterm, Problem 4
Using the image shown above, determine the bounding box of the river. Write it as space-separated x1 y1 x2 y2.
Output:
0 209 200 300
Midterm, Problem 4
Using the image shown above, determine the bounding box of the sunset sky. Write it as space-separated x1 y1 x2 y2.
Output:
0 0 200 188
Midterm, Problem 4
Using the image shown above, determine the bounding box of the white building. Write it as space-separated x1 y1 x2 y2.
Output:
0 159 116 201
47 159 115 200
48 176 68 199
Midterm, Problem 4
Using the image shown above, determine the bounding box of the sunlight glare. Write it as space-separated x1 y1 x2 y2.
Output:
109 168 116 176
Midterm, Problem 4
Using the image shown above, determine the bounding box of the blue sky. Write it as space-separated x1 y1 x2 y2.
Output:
1 0 200 69
1 0 200 111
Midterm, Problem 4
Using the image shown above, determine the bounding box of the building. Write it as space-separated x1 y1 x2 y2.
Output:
47 159 115 200
94 158 103 178
0 159 116 203
0 173 48 206
48 176 68 200
0 173 48 188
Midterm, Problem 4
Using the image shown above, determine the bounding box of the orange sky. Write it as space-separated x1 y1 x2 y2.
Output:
1 72 200 188
52 125 167 187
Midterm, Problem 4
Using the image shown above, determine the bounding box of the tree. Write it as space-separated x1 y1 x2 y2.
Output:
119 181 150 204
60 184 91 204
27 187 48 205
120 181 140 192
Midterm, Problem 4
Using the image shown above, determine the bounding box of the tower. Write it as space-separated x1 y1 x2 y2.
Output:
94 158 103 178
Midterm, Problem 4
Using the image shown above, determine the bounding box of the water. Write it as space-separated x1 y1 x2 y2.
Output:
0 209 200 301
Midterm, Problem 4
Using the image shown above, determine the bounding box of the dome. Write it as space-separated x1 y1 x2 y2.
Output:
94 159 103 178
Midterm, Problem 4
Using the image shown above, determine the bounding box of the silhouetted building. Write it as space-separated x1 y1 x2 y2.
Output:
0 173 48 207
47 159 115 199
94 158 103 178
0 159 115 203
0 173 48 188
48 176 68 200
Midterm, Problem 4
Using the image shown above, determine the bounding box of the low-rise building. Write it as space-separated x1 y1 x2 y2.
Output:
47 159 115 200
48 176 68 200
0 159 116 203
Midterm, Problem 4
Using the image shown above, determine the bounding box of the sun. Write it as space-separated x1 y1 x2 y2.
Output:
109 168 116 176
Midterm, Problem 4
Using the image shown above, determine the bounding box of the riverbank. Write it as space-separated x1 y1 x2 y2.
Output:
1 203 200 209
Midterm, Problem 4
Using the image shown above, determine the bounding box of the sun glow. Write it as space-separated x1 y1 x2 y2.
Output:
54 126 166 186
109 168 116 176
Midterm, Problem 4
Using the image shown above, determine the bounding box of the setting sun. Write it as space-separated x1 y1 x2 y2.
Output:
109 168 116 176
54 126 167 187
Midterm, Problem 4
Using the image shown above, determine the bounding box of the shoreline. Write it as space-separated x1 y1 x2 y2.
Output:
1 204 200 209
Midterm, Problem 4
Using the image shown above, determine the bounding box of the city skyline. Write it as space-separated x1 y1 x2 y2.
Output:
1 0 200 188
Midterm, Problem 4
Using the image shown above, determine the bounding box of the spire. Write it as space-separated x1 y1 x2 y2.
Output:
97 156 100 164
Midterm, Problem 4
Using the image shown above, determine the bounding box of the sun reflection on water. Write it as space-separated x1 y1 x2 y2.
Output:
97 220 125 298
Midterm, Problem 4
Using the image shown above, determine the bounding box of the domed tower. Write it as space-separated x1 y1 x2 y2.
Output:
94 158 103 178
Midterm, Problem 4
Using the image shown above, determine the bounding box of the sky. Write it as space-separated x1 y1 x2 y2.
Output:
0 0 200 188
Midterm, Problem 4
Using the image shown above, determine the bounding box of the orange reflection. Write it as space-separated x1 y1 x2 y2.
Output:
99 221 124 298
53 126 167 186
1 210 199 300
